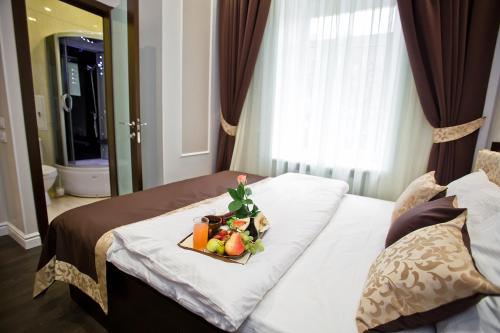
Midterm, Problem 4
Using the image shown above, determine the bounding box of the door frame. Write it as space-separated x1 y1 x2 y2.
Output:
127 0 142 192
11 0 141 243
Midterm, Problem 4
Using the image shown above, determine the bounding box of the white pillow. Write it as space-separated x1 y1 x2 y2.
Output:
436 301 480 333
436 297 500 333
468 212 500 286
447 170 500 283
400 326 437 333
439 171 500 333
446 170 500 227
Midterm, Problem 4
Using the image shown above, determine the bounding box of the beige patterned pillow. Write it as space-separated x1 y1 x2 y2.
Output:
392 171 446 222
474 149 500 186
356 212 500 332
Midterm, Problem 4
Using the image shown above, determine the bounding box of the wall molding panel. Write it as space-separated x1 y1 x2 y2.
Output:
162 0 220 183
0 221 41 249
180 0 213 157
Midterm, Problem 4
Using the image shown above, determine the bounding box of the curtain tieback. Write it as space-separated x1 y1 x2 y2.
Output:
220 110 237 137
432 117 486 143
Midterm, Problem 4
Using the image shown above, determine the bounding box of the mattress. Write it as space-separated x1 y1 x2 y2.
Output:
239 194 435 333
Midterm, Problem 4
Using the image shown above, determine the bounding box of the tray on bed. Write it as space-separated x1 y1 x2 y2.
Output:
178 213 270 265
177 233 253 265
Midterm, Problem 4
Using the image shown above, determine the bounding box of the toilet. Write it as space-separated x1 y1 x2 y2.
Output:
42 165 58 205
39 138 58 205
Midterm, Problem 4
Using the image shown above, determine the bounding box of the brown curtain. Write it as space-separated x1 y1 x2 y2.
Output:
397 0 500 185
216 0 271 171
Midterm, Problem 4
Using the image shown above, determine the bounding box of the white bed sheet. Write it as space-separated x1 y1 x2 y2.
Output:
239 194 436 333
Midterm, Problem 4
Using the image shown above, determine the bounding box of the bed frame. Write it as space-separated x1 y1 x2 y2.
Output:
69 148 500 332
70 263 225 332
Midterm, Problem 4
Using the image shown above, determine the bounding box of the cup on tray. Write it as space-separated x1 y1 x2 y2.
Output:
193 216 209 251
205 215 222 238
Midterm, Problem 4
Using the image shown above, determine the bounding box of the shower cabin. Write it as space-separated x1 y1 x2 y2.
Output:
49 33 110 197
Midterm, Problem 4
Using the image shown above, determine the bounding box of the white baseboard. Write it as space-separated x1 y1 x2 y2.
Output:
0 221 41 249
0 222 8 236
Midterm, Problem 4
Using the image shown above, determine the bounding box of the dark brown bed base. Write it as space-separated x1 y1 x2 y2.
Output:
70 262 225 332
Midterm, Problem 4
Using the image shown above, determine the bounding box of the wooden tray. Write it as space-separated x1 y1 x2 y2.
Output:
177 233 252 265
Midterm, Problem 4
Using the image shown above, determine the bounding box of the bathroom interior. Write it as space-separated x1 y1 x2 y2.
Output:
27 0 110 221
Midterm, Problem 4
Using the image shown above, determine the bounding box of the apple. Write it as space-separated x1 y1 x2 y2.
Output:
216 243 225 255
224 233 245 256
206 238 223 253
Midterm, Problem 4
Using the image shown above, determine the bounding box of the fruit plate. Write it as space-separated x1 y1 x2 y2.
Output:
177 233 252 265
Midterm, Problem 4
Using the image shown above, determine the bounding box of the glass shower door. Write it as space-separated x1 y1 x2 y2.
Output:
58 35 106 167
59 38 75 165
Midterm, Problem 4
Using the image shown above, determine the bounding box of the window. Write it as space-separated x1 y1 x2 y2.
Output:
232 0 431 199
270 2 404 171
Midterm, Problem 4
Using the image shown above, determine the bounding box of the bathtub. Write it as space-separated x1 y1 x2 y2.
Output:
56 163 111 197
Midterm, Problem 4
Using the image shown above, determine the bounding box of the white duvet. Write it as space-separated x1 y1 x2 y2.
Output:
239 194 435 333
107 173 349 331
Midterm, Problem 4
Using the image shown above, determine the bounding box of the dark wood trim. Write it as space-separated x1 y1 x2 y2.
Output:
128 0 143 192
60 0 112 16
103 16 119 196
11 0 49 242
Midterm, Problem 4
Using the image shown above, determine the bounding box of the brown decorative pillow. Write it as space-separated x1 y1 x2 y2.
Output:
385 196 465 247
356 212 500 333
392 171 447 222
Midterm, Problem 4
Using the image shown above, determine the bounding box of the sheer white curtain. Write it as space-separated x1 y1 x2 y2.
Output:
231 0 433 200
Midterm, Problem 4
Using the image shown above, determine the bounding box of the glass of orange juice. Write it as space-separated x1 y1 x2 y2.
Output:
193 217 209 251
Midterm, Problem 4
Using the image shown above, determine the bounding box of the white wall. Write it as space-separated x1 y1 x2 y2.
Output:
162 0 219 183
97 0 120 7
0 167 7 224
488 94 500 145
0 37 9 228
140 0 164 189
181 0 211 155
485 32 500 147
0 0 41 248
477 30 500 153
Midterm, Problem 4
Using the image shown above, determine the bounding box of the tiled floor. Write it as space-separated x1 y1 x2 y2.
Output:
47 195 108 222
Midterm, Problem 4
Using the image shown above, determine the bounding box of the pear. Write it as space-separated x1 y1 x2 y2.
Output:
224 233 245 256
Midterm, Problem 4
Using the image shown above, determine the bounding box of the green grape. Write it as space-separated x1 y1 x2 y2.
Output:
254 240 264 252
242 238 265 255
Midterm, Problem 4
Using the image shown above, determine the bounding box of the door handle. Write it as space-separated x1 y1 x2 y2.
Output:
136 119 147 144
61 93 73 112
119 121 136 127
136 121 147 131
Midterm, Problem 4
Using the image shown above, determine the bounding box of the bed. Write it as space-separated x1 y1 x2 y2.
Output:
33 151 500 333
